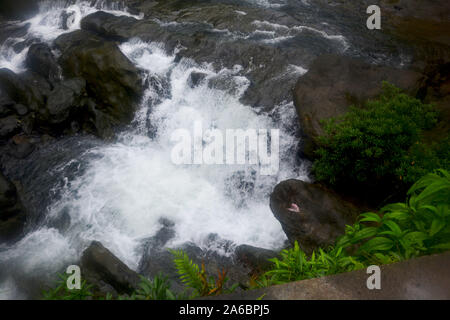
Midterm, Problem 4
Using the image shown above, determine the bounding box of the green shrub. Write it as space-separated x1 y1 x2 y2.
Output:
259 169 450 286
313 82 441 191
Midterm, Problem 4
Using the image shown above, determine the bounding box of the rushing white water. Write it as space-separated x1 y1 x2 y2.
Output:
0 0 142 73
0 1 316 299
41 39 306 269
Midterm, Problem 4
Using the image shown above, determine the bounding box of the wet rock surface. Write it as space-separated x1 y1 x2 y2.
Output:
293 54 423 159
270 179 360 253
55 30 144 136
80 241 141 296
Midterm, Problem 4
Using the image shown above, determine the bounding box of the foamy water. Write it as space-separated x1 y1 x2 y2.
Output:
0 0 142 73
0 1 324 299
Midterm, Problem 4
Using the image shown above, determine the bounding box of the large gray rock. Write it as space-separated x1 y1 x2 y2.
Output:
293 54 423 158
209 251 450 300
80 241 141 296
270 179 360 253
55 30 144 137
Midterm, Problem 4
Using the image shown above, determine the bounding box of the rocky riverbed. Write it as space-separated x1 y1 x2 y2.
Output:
0 0 448 298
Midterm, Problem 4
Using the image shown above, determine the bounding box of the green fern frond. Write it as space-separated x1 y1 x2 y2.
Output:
169 249 203 294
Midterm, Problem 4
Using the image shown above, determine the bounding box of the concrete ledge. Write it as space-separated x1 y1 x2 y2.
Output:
211 252 450 300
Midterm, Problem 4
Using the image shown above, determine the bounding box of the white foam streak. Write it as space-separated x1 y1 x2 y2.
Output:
0 0 142 72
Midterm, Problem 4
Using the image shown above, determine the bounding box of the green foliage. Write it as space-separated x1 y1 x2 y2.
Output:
134 274 176 300
313 82 443 190
260 169 450 286
117 274 182 300
43 249 238 300
42 273 93 300
170 249 238 297
260 242 364 285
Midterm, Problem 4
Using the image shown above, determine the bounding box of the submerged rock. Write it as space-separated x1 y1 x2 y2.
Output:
270 179 360 253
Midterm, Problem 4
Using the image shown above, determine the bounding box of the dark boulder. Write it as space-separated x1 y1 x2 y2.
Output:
0 115 20 139
270 179 360 253
380 0 450 65
40 78 86 125
25 43 60 83
0 88 14 117
188 71 207 88
55 30 144 137
293 54 423 158
80 11 140 41
80 241 141 296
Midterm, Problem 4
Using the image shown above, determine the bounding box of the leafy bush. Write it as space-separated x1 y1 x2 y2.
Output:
313 82 442 191
259 169 450 286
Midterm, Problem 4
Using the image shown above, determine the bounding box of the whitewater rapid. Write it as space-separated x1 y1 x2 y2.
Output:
0 0 348 299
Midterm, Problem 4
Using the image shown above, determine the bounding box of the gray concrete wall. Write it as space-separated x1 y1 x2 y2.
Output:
211 252 450 300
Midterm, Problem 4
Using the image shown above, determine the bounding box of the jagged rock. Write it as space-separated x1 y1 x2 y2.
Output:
80 11 140 41
270 179 360 253
80 241 141 296
55 30 144 137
